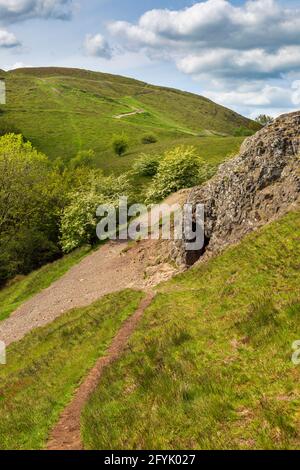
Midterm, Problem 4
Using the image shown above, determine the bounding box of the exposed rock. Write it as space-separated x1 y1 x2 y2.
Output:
175 111 300 266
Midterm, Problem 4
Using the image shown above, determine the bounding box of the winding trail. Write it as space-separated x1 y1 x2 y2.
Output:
46 291 155 451
114 108 145 119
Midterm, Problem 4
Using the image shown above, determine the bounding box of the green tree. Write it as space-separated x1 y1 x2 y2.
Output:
0 134 63 284
133 153 160 177
60 172 132 253
112 134 129 157
69 149 97 170
146 146 203 203
255 114 274 126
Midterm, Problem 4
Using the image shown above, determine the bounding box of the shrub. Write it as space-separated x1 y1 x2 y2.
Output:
133 153 160 177
69 149 97 170
141 134 157 145
233 127 254 137
0 119 25 138
0 134 63 284
60 189 102 253
60 172 132 253
146 146 203 203
112 134 129 157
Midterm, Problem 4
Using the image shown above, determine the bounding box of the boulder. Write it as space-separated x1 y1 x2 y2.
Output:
175 111 300 266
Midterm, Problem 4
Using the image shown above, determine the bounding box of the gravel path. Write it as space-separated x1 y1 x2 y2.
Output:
0 241 166 346
0 192 188 347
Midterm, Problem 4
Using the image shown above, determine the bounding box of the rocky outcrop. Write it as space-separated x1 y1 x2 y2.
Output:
175 111 300 266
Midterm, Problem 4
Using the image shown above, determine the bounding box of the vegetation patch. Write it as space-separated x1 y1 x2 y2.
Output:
0 68 258 173
0 289 143 450
0 246 90 321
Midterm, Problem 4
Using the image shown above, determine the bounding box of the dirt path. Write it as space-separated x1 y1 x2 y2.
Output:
0 192 187 347
114 108 145 119
0 240 174 347
46 291 155 451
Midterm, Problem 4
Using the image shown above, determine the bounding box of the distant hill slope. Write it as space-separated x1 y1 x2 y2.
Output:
0 67 259 173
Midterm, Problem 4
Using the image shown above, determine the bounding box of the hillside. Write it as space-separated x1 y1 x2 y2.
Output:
0 67 259 174
0 208 299 449
82 209 300 450
0 110 299 450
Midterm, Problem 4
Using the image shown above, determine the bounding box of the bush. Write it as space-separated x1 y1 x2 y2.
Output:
0 119 25 138
0 134 63 284
60 172 132 253
146 146 203 203
60 189 102 253
69 149 97 170
133 153 160 177
112 134 129 157
141 134 157 145
233 127 254 137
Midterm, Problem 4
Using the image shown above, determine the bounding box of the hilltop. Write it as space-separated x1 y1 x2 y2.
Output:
0 67 259 174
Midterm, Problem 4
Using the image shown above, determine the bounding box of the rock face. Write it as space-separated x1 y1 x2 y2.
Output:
176 111 300 266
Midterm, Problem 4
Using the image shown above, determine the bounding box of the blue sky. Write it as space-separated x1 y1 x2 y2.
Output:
0 0 300 118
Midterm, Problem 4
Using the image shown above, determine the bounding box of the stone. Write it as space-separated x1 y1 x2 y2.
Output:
174 111 300 266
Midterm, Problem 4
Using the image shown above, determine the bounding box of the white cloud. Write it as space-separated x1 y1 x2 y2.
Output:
108 0 300 52
84 34 112 59
0 28 20 47
107 0 300 116
177 46 300 79
0 0 74 24
9 61 32 69
205 84 293 108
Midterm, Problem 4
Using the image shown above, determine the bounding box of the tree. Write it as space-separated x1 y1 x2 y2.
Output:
112 134 129 157
146 146 203 203
60 171 132 253
255 114 274 126
69 149 97 170
0 134 63 284
133 153 160 177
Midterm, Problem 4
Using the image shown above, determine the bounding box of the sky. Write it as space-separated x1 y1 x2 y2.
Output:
0 0 300 118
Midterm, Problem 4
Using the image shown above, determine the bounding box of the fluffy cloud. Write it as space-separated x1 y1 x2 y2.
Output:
204 80 300 117
177 46 300 79
84 33 112 59
108 0 300 115
108 0 300 52
0 0 74 24
0 28 20 47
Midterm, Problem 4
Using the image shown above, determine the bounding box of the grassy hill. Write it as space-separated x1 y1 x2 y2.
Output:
0 67 259 174
0 289 143 450
0 208 299 449
81 209 300 450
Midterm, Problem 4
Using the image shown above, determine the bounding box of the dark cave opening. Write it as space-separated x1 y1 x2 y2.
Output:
185 220 210 267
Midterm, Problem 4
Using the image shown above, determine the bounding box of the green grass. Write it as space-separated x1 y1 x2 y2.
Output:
0 67 259 174
0 289 143 450
82 210 300 450
0 246 90 321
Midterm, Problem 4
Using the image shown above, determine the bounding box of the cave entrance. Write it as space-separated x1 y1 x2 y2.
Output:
185 220 210 267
